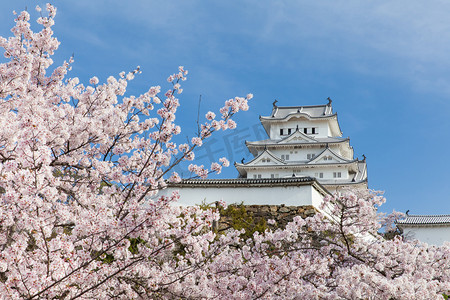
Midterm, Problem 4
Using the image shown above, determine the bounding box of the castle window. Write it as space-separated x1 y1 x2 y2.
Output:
307 153 316 160
287 128 292 135
319 172 323 178
333 172 341 178
312 127 317 134
257 174 262 179
303 128 308 134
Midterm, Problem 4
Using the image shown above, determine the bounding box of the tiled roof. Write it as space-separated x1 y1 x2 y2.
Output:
174 177 315 185
167 177 330 196
397 215 450 225
272 104 333 119
260 103 335 121
246 137 348 146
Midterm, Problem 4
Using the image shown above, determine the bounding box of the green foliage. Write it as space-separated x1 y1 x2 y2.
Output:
101 253 115 264
198 201 271 239
218 203 268 239
128 237 145 255
93 252 115 264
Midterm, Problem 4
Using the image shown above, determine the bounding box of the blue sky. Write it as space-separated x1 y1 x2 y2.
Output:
1 1 449 215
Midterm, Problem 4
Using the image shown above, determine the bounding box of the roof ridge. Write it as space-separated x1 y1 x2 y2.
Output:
403 214 450 217
275 104 328 109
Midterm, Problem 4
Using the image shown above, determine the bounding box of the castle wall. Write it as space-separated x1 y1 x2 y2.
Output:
219 204 317 230
269 119 331 139
247 166 350 181
401 226 450 246
158 183 326 210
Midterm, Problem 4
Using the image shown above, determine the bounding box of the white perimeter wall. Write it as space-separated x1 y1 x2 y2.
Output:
157 184 325 209
402 226 450 246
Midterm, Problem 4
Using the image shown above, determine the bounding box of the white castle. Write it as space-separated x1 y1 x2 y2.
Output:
159 100 450 246
234 99 367 192
160 99 367 209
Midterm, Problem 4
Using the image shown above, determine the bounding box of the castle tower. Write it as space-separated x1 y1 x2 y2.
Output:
234 99 368 192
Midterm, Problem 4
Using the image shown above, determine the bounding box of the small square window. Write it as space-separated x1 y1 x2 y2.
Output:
303 128 308 134
319 172 323 178
333 172 341 178
280 129 284 136
307 154 316 160
257 174 262 179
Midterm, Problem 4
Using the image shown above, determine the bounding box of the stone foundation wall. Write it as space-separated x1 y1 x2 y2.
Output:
218 204 317 232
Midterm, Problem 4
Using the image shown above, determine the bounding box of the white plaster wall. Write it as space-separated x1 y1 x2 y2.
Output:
246 166 349 180
268 148 323 161
264 145 343 162
157 184 322 208
247 169 283 179
401 226 450 246
269 119 330 139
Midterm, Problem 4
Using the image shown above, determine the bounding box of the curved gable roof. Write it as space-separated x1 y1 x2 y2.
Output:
278 128 317 143
236 148 286 167
308 147 353 164
265 102 334 119
260 111 337 122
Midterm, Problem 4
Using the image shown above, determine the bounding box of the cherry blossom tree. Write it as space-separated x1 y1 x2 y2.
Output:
148 190 447 299
0 5 250 299
0 5 449 300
